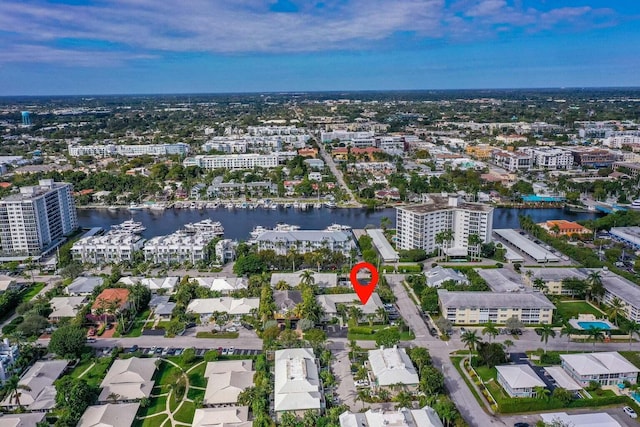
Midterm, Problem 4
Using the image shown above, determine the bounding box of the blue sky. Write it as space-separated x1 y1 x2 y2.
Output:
0 0 638 95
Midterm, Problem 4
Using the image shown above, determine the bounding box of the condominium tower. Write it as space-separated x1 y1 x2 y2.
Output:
396 194 493 257
0 180 78 259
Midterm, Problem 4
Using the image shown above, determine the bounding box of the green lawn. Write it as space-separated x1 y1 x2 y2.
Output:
555 300 604 322
116 309 151 338
173 401 196 424
133 413 168 427
195 331 239 339
347 326 414 341
187 363 207 388
154 361 182 392
20 282 45 303
187 388 204 401
620 352 640 369
137 395 167 419
68 357 113 388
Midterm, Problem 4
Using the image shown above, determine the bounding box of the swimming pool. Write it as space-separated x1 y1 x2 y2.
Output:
632 392 640 404
577 321 612 330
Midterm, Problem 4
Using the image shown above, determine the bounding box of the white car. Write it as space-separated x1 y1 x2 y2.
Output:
354 380 369 387
624 406 638 419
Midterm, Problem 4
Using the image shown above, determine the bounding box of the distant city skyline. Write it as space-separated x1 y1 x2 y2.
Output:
0 0 639 96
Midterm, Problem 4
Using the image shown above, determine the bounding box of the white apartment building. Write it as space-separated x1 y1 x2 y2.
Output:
0 180 77 259
71 232 146 265
599 268 640 322
396 194 493 258
143 231 216 264
321 130 375 147
522 147 574 169
438 290 555 325
492 150 532 172
377 136 404 153
603 131 640 148
255 230 356 257
68 143 189 157
183 154 279 170
247 125 307 136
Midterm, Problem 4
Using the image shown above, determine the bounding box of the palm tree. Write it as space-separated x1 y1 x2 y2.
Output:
442 230 454 261
336 303 348 324
607 297 625 326
376 306 389 324
587 271 604 303
355 388 370 410
275 280 290 291
533 386 550 401
482 321 498 343
533 278 547 293
3 375 31 408
560 323 575 353
468 234 482 261
107 392 120 404
535 324 556 354
623 321 640 350
461 330 481 360
299 270 315 287
550 223 561 238
348 306 363 326
393 390 413 409
502 339 514 360
435 231 447 260
588 327 605 351
367 313 376 327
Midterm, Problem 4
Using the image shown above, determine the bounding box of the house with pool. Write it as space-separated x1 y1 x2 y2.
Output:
560 352 639 387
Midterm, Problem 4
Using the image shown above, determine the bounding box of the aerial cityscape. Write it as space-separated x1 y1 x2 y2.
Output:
1 1 640 427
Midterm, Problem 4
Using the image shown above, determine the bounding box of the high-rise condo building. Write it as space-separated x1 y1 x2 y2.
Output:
0 180 78 259
396 194 493 258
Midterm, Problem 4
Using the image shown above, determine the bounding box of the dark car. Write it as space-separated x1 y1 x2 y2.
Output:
514 423 530 427
129 345 139 353
185 322 196 329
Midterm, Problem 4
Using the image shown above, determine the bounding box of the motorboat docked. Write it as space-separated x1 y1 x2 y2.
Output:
184 219 224 235
111 219 146 234
128 203 143 211
325 224 352 232
324 200 337 208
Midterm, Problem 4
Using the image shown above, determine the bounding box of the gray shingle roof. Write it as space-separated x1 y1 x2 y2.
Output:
438 290 555 309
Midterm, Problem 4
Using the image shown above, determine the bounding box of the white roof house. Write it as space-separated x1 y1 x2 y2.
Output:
543 367 583 391
560 352 640 384
66 276 104 296
495 364 545 398
425 266 469 288
340 406 444 427
367 346 419 388
0 360 68 410
270 271 338 288
77 403 140 427
118 276 178 293
204 360 255 405
0 413 46 426
48 296 86 320
540 412 621 427
187 298 259 316
192 407 252 427
274 348 322 415
317 293 384 318
99 357 158 402
191 277 248 293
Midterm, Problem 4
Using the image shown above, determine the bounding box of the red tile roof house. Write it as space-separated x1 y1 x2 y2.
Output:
91 288 131 322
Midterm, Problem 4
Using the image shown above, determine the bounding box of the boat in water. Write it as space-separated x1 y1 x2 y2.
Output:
149 203 166 212
226 203 234 209
107 205 118 211
184 219 224 235
128 203 143 211
324 200 337 208
111 219 146 234
325 224 352 232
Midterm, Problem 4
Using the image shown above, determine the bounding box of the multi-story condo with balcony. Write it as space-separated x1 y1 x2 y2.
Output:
491 150 532 172
255 229 356 257
0 179 77 260
143 231 217 264
522 147 574 169
396 194 493 258
569 148 619 168
68 143 189 157
71 231 146 265
438 290 555 325
183 154 280 170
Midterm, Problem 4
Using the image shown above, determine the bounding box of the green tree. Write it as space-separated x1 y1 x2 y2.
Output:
622 321 640 350
534 385 550 401
3 375 31 408
393 390 413 409
419 366 444 394
49 325 87 359
375 328 401 347
587 271 605 302
535 324 556 354
481 320 499 343
304 328 327 351
607 297 625 326
461 330 481 359
588 327 605 351
552 387 573 405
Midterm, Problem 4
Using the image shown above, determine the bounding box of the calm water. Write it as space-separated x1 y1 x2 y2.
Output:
77 207 602 241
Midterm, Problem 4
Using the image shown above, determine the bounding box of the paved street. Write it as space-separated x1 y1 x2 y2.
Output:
315 135 361 207
37 335 263 350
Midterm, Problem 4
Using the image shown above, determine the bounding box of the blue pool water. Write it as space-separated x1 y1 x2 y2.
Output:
577 321 611 330
521 195 566 202
632 392 640 403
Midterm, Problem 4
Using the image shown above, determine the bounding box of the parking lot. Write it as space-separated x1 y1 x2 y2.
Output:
95 346 262 357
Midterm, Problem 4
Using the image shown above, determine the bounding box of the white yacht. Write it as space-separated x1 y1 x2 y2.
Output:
111 219 146 234
184 219 224 235
149 203 166 212
226 202 234 209
324 200 337 208
128 203 143 211
325 224 352 232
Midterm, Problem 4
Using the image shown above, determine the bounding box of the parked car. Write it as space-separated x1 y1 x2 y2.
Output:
624 406 638 419
513 423 530 427
86 338 96 343
354 380 369 387
460 327 467 334
227 347 235 355
221 348 229 355
174 349 183 356
155 347 163 354
226 327 238 332
129 345 139 353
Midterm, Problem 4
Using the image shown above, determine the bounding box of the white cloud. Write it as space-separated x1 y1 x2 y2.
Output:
0 0 621 64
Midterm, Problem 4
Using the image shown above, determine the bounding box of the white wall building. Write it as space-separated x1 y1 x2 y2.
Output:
255 229 356 257
68 143 189 157
0 179 77 259
396 194 493 257
492 150 532 172
339 406 443 427
183 154 279 170
321 130 375 147
143 231 216 264
367 346 419 390
522 147 574 169
72 232 145 265
560 352 639 387
274 348 323 420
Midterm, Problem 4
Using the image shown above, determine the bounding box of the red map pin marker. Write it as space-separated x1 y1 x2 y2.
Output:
350 262 379 305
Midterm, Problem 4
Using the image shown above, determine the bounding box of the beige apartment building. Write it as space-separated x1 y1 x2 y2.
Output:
438 290 555 325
